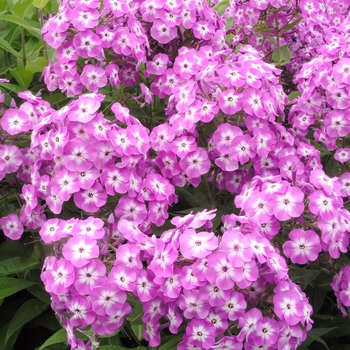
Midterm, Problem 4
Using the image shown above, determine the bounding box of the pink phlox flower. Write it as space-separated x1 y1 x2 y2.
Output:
335 148 350 163
73 29 102 58
90 282 127 316
143 297 166 322
108 264 136 292
308 190 339 221
109 127 136 156
244 191 273 224
117 219 148 243
100 164 130 195
267 252 289 281
165 304 183 334
151 19 177 44
0 213 24 240
0 144 22 176
237 308 263 342
74 181 107 212
146 53 169 76
220 290 247 321
80 65 107 92
161 269 182 299
179 147 211 177
62 234 99 267
180 229 218 259
145 173 174 201
39 218 66 243
219 229 253 266
272 186 304 221
218 88 243 115
74 259 106 294
45 258 75 295
273 290 304 326
149 238 177 277
136 269 157 302
339 172 350 197
74 217 105 239
204 284 231 307
116 243 143 272
63 138 97 172
310 169 341 196
21 184 38 215
324 110 350 137
186 318 216 349
252 316 280 346
115 196 147 224
1 108 30 135
67 294 96 327
71 8 99 31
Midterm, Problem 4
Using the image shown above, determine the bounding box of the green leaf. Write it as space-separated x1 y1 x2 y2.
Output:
0 255 41 275
158 335 182 350
177 187 210 209
213 0 229 15
288 91 301 101
6 298 48 342
0 277 36 299
0 322 22 350
10 67 34 88
14 0 34 18
27 284 52 305
131 323 144 341
38 329 67 350
225 17 233 32
32 0 49 8
280 17 303 32
0 14 41 38
299 327 337 350
25 56 48 73
272 44 292 66
0 37 21 58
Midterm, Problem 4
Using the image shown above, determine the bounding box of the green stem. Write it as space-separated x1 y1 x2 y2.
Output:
275 12 281 66
20 26 26 67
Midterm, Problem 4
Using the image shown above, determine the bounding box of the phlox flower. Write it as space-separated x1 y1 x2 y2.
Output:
100 165 129 195
165 304 183 334
1 108 30 135
186 318 215 349
90 282 127 316
21 184 38 215
179 147 211 177
74 259 106 294
273 290 303 325
237 308 262 342
193 21 214 40
149 239 177 278
80 65 107 92
214 336 243 350
51 169 80 202
308 190 339 220
45 258 75 295
0 144 23 174
0 213 24 240
283 229 321 264
146 53 169 75
339 173 350 197
220 290 247 321
136 269 157 302
74 181 108 212
115 196 147 224
151 20 177 44
62 235 99 267
252 316 280 346
39 218 65 243
67 295 96 327
179 229 218 259
205 252 242 290
63 138 97 172
102 303 132 335
335 148 350 163
108 265 136 292
272 186 304 221
73 29 102 58
218 89 243 115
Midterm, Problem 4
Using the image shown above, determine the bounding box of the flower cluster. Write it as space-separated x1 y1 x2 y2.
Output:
39 209 313 349
0 0 349 348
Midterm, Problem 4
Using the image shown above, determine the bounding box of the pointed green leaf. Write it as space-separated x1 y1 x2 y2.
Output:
14 0 34 18
280 17 303 32
10 67 34 88
38 329 67 350
0 255 41 275
214 0 229 15
158 335 182 350
0 15 41 38
26 56 48 73
0 278 36 299
0 37 21 58
33 0 49 8
272 44 292 66
288 91 301 101
6 298 48 342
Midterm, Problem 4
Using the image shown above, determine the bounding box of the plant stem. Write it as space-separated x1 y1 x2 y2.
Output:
20 27 26 67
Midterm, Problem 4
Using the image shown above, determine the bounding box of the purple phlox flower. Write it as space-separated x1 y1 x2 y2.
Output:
0 213 24 240
186 318 216 349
